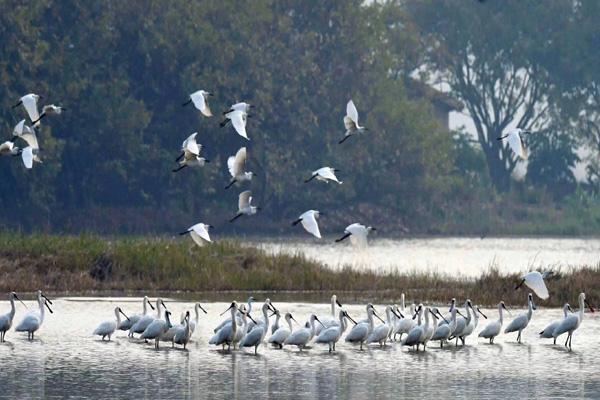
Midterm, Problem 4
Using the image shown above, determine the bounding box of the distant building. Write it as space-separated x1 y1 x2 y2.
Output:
405 79 464 131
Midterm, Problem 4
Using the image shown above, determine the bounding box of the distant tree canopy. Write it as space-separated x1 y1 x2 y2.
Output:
0 0 598 235
0 0 456 234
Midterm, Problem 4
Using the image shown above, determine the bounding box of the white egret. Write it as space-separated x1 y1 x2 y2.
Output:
239 301 273 354
221 109 249 140
268 312 297 349
479 301 509 344
497 128 530 159
504 293 536 343
225 147 254 189
210 302 239 349
0 292 27 342
173 132 209 172
460 304 487 344
183 90 213 117
552 292 594 351
118 296 155 336
515 271 553 300
401 305 426 350
130 298 166 336
285 314 325 351
13 93 41 127
430 307 459 348
367 305 403 348
93 307 129 341
229 190 260 222
339 99 368 144
316 310 356 352
335 223 376 246
141 310 173 349
345 305 383 350
292 210 323 239
179 223 213 247
315 294 343 335
539 303 571 344
304 167 342 184
15 290 53 340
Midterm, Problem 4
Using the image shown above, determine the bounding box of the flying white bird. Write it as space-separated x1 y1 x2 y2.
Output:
173 132 209 172
183 90 213 117
0 141 19 157
229 190 260 222
179 223 213 247
221 104 251 139
515 271 553 300
11 119 41 169
32 104 66 125
304 167 342 184
339 100 368 144
13 93 42 127
497 128 530 159
335 223 376 246
225 147 254 189
292 210 323 238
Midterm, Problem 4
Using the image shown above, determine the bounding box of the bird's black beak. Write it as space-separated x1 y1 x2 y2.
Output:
199 304 208 314
344 312 357 325
161 300 168 310
585 299 595 313
13 293 28 308
119 308 130 321
477 307 488 319
373 311 385 324
429 309 438 319
246 312 258 325
392 308 403 319
515 279 525 290
315 316 326 328
456 310 465 318
148 300 155 310
45 300 53 314
436 310 449 324
336 300 343 308
220 302 236 316
41 294 53 305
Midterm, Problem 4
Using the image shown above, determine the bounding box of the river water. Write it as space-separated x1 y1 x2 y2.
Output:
1 297 599 399
245 236 600 276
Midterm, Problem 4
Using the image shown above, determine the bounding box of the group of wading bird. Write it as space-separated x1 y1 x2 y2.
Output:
0 271 595 352
4 90 531 245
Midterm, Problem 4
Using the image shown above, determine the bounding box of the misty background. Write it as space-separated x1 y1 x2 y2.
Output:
1 0 599 236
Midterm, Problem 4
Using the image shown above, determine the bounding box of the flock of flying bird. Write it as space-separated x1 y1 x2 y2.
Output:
0 271 594 353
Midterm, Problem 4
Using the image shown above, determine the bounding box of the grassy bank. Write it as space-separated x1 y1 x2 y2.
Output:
0 233 598 307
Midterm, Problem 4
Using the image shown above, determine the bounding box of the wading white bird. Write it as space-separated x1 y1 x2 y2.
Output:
0 292 27 342
292 210 322 239
335 223 376 246
130 298 166 336
173 132 209 172
225 147 254 189
504 293 536 343
539 303 571 344
316 310 356 352
339 100 368 144
479 301 509 344
449 300 473 346
268 312 297 348
304 167 342 184
315 294 343 336
394 294 416 341
141 310 173 349
185 303 207 335
285 314 325 351
401 305 427 350
460 304 487 344
497 128 530 159
516 271 553 300
229 190 260 222
13 93 42 127
213 296 254 333
179 223 213 247
173 311 192 349
240 301 273 354
15 290 53 340
345 305 383 350
210 302 239 349
93 307 130 341
552 292 594 351
221 109 249 140
183 90 213 117
32 104 66 125
430 307 458 348
118 296 155 335
270 309 281 334
367 305 402 347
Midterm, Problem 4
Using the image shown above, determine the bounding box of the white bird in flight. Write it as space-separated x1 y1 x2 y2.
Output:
229 190 260 222
221 102 253 140
335 223 376 246
339 100 368 144
173 132 209 172
13 93 42 127
12 120 41 169
292 210 323 238
183 90 213 117
225 147 254 189
32 104 66 125
179 223 213 246
515 271 553 300
497 128 530 159
304 167 342 184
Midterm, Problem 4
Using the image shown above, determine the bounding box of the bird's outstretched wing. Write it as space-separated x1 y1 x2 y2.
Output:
21 147 34 169
346 100 359 125
238 190 252 210
230 111 248 140
300 211 321 238
191 91 212 117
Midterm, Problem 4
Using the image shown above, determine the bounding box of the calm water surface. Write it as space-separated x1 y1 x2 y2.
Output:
246 237 600 276
1 297 599 399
